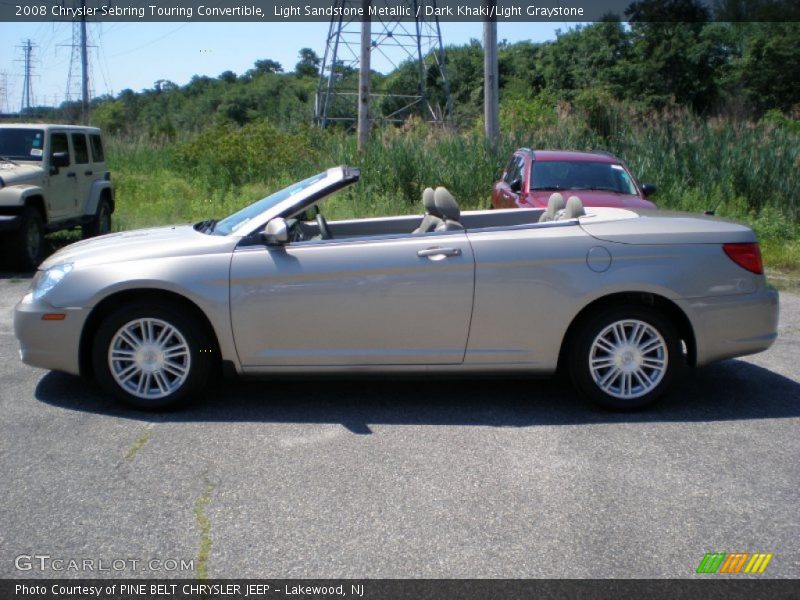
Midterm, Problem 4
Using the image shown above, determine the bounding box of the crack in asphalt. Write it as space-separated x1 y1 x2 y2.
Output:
194 481 216 580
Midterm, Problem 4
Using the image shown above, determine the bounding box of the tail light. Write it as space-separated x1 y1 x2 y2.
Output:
723 243 763 274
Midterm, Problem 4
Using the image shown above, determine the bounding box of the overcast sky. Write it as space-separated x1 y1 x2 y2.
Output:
0 21 571 111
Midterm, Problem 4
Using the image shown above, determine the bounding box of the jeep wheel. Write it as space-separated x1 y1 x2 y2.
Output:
82 197 112 239
4 206 46 271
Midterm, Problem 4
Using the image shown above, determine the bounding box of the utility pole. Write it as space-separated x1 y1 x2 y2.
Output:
19 39 35 113
483 6 499 147
0 71 8 114
64 0 91 123
357 0 371 153
80 0 90 124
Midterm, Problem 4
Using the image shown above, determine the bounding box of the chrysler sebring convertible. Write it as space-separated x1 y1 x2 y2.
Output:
14 166 778 410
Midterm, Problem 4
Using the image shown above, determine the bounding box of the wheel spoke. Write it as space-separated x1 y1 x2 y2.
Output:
164 359 189 377
111 348 136 360
591 356 616 369
118 329 141 349
117 364 139 383
594 337 616 354
163 345 188 359
599 366 621 388
153 371 170 395
640 337 664 354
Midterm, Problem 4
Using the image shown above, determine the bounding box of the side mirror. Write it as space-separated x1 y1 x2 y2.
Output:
261 218 289 245
51 152 70 168
510 178 522 193
642 183 657 197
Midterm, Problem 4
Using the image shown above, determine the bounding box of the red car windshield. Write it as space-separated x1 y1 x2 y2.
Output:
530 160 638 195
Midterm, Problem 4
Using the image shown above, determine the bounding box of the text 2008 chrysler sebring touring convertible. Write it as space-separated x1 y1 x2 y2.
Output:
14 167 778 410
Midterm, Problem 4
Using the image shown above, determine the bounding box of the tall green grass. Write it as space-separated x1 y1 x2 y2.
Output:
104 109 799 271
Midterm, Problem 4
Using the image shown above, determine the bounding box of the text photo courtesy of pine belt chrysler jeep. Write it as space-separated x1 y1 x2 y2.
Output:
0 124 114 271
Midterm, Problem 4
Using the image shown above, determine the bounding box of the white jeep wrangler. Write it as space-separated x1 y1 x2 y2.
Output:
0 123 114 270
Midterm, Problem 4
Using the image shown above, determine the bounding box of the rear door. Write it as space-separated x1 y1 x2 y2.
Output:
230 230 475 367
70 132 92 213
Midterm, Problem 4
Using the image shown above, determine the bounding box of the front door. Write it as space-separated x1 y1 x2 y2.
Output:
46 131 78 221
229 231 475 367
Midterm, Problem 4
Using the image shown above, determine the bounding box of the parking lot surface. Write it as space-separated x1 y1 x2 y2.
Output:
1 275 798 578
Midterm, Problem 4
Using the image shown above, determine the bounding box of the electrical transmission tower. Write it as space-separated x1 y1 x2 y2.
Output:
315 0 452 128
64 0 92 124
19 39 36 114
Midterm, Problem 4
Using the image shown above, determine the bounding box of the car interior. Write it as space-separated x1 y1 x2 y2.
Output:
284 188 586 244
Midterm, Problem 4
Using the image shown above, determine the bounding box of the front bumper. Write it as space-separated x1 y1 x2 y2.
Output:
14 291 89 376
688 287 780 367
0 214 21 232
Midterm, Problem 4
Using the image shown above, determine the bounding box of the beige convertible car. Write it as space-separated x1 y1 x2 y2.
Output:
14 166 778 410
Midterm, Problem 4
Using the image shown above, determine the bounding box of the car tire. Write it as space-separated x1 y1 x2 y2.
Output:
82 196 112 239
569 305 682 410
92 303 213 410
3 205 46 272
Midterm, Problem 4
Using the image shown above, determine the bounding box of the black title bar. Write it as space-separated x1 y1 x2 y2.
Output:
4 0 799 22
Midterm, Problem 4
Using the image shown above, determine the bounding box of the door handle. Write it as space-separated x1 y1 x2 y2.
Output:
66 172 76 178
84 170 93 176
417 247 461 258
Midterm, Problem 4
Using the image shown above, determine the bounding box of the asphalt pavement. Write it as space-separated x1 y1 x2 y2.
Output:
1 274 798 579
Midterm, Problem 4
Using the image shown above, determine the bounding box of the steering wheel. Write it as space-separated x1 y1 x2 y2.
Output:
316 213 332 240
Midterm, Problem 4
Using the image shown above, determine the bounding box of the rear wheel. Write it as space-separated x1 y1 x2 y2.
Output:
569 306 682 410
3 205 46 271
82 196 112 239
92 303 213 410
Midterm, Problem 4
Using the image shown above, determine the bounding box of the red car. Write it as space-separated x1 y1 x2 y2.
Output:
492 149 657 210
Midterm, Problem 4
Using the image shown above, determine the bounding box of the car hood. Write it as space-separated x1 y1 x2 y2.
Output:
40 224 239 269
526 190 655 209
0 162 45 187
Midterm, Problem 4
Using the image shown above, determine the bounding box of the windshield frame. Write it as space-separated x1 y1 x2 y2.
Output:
213 166 359 237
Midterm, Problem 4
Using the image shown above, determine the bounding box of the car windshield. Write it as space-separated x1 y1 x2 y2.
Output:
0 128 45 162
213 172 328 236
530 160 638 195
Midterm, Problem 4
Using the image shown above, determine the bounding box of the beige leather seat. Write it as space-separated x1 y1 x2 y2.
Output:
538 193 565 222
412 187 444 234
558 195 586 220
433 187 464 231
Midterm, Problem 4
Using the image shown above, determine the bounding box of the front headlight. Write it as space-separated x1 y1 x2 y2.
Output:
32 263 73 300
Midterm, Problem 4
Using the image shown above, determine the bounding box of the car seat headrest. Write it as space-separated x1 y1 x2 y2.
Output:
434 187 460 221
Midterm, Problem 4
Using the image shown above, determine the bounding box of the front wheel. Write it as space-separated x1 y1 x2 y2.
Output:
92 304 213 410
569 306 682 410
3 205 46 271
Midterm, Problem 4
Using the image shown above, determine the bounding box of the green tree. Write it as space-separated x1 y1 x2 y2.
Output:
295 48 321 78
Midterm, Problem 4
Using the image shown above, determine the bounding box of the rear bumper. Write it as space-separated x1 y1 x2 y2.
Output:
687 287 779 366
14 291 88 376
0 214 21 232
